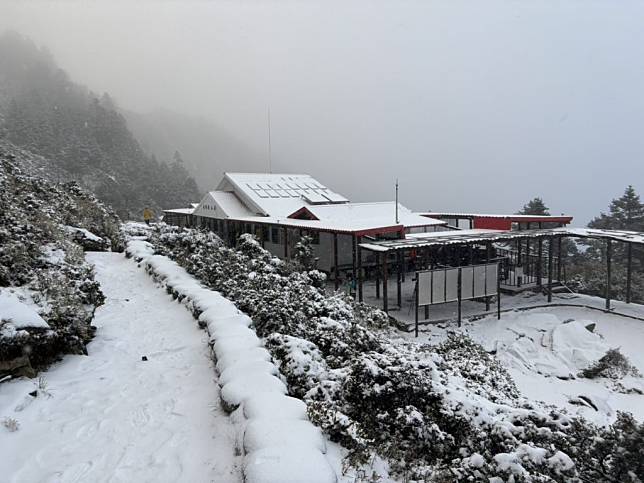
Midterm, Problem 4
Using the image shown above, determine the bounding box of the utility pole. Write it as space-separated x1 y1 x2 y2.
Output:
395 178 399 224
267 107 272 173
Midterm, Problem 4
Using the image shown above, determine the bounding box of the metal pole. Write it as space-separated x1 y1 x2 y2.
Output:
333 233 339 291
357 236 363 302
375 252 380 299
383 254 388 313
537 238 543 287
557 236 563 282
457 267 462 327
497 263 501 320
397 251 402 307
547 236 554 303
414 275 419 338
626 242 633 304
486 242 492 311
606 239 612 310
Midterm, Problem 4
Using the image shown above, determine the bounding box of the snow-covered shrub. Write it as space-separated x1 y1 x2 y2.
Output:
140 224 643 481
0 151 115 375
580 348 641 380
558 412 644 482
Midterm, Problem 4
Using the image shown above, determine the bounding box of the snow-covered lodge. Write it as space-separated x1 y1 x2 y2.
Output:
165 172 446 273
167 173 634 319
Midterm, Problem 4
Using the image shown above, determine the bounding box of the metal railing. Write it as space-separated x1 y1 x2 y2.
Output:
496 246 563 288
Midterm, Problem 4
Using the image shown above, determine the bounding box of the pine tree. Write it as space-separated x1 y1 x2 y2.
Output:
518 197 550 216
589 185 644 232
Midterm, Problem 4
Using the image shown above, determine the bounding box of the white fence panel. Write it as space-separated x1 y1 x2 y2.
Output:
445 268 459 302
461 267 474 300
431 270 446 304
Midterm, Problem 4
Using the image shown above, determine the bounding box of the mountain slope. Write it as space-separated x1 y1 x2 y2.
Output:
124 108 262 191
0 31 200 218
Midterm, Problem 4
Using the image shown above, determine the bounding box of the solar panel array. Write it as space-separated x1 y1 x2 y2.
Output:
245 178 348 204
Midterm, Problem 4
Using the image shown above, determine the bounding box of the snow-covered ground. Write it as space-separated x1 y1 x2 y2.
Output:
404 304 644 426
0 252 241 483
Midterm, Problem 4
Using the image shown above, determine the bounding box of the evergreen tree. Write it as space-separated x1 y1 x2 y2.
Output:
0 32 201 219
518 197 550 216
589 185 644 232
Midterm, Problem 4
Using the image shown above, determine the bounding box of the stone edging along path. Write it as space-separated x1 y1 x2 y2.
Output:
125 239 337 483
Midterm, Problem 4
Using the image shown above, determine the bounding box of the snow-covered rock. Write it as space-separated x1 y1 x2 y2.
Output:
243 447 336 483
0 291 49 331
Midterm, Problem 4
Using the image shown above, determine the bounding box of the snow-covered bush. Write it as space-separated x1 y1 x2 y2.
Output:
580 348 641 380
0 150 117 375
142 224 643 481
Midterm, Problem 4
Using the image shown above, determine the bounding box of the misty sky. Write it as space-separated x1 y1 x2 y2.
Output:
2 0 644 225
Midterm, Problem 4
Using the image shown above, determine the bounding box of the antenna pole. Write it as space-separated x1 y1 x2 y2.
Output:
268 107 272 173
395 178 399 224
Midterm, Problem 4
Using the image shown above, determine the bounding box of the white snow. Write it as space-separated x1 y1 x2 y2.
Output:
412 305 644 425
0 290 49 333
243 418 327 453
243 447 337 483
0 253 240 482
126 235 338 483
63 225 103 242
242 393 308 420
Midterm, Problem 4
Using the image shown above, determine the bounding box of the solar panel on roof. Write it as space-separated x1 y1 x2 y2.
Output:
321 191 349 203
303 192 329 204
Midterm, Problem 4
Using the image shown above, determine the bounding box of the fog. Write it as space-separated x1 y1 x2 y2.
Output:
2 0 644 225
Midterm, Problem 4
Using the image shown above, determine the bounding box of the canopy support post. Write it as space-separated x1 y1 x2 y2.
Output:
537 238 543 287
627 242 633 304
375 252 381 299
333 233 339 291
557 236 563 282
383 254 388 313
357 236 363 302
414 275 419 338
606 239 612 310
547 236 554 302
486 241 492 311
397 251 402 308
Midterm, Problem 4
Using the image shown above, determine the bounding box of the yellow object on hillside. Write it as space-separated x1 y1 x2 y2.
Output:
143 208 154 224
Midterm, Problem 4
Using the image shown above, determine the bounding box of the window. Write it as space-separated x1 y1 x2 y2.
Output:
271 227 279 244
310 231 320 244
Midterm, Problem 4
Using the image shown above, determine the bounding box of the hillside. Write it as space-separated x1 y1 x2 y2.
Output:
0 31 200 218
0 145 120 376
124 108 262 191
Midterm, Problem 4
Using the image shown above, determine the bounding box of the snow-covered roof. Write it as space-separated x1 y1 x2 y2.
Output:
185 172 446 233
421 212 573 223
163 207 195 215
230 202 445 234
360 227 644 252
217 172 349 217
561 227 644 244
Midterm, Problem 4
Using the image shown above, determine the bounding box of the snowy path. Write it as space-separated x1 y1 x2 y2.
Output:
0 252 241 483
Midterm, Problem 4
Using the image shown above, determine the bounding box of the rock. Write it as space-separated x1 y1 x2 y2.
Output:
141 355 148 361
0 355 36 378
585 323 596 333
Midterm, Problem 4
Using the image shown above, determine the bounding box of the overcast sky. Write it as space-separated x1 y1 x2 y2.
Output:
2 0 644 225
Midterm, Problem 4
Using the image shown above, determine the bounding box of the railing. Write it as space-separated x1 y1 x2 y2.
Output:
496 246 563 288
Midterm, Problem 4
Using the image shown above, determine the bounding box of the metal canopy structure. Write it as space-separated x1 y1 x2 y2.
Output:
358 226 644 316
359 227 644 253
